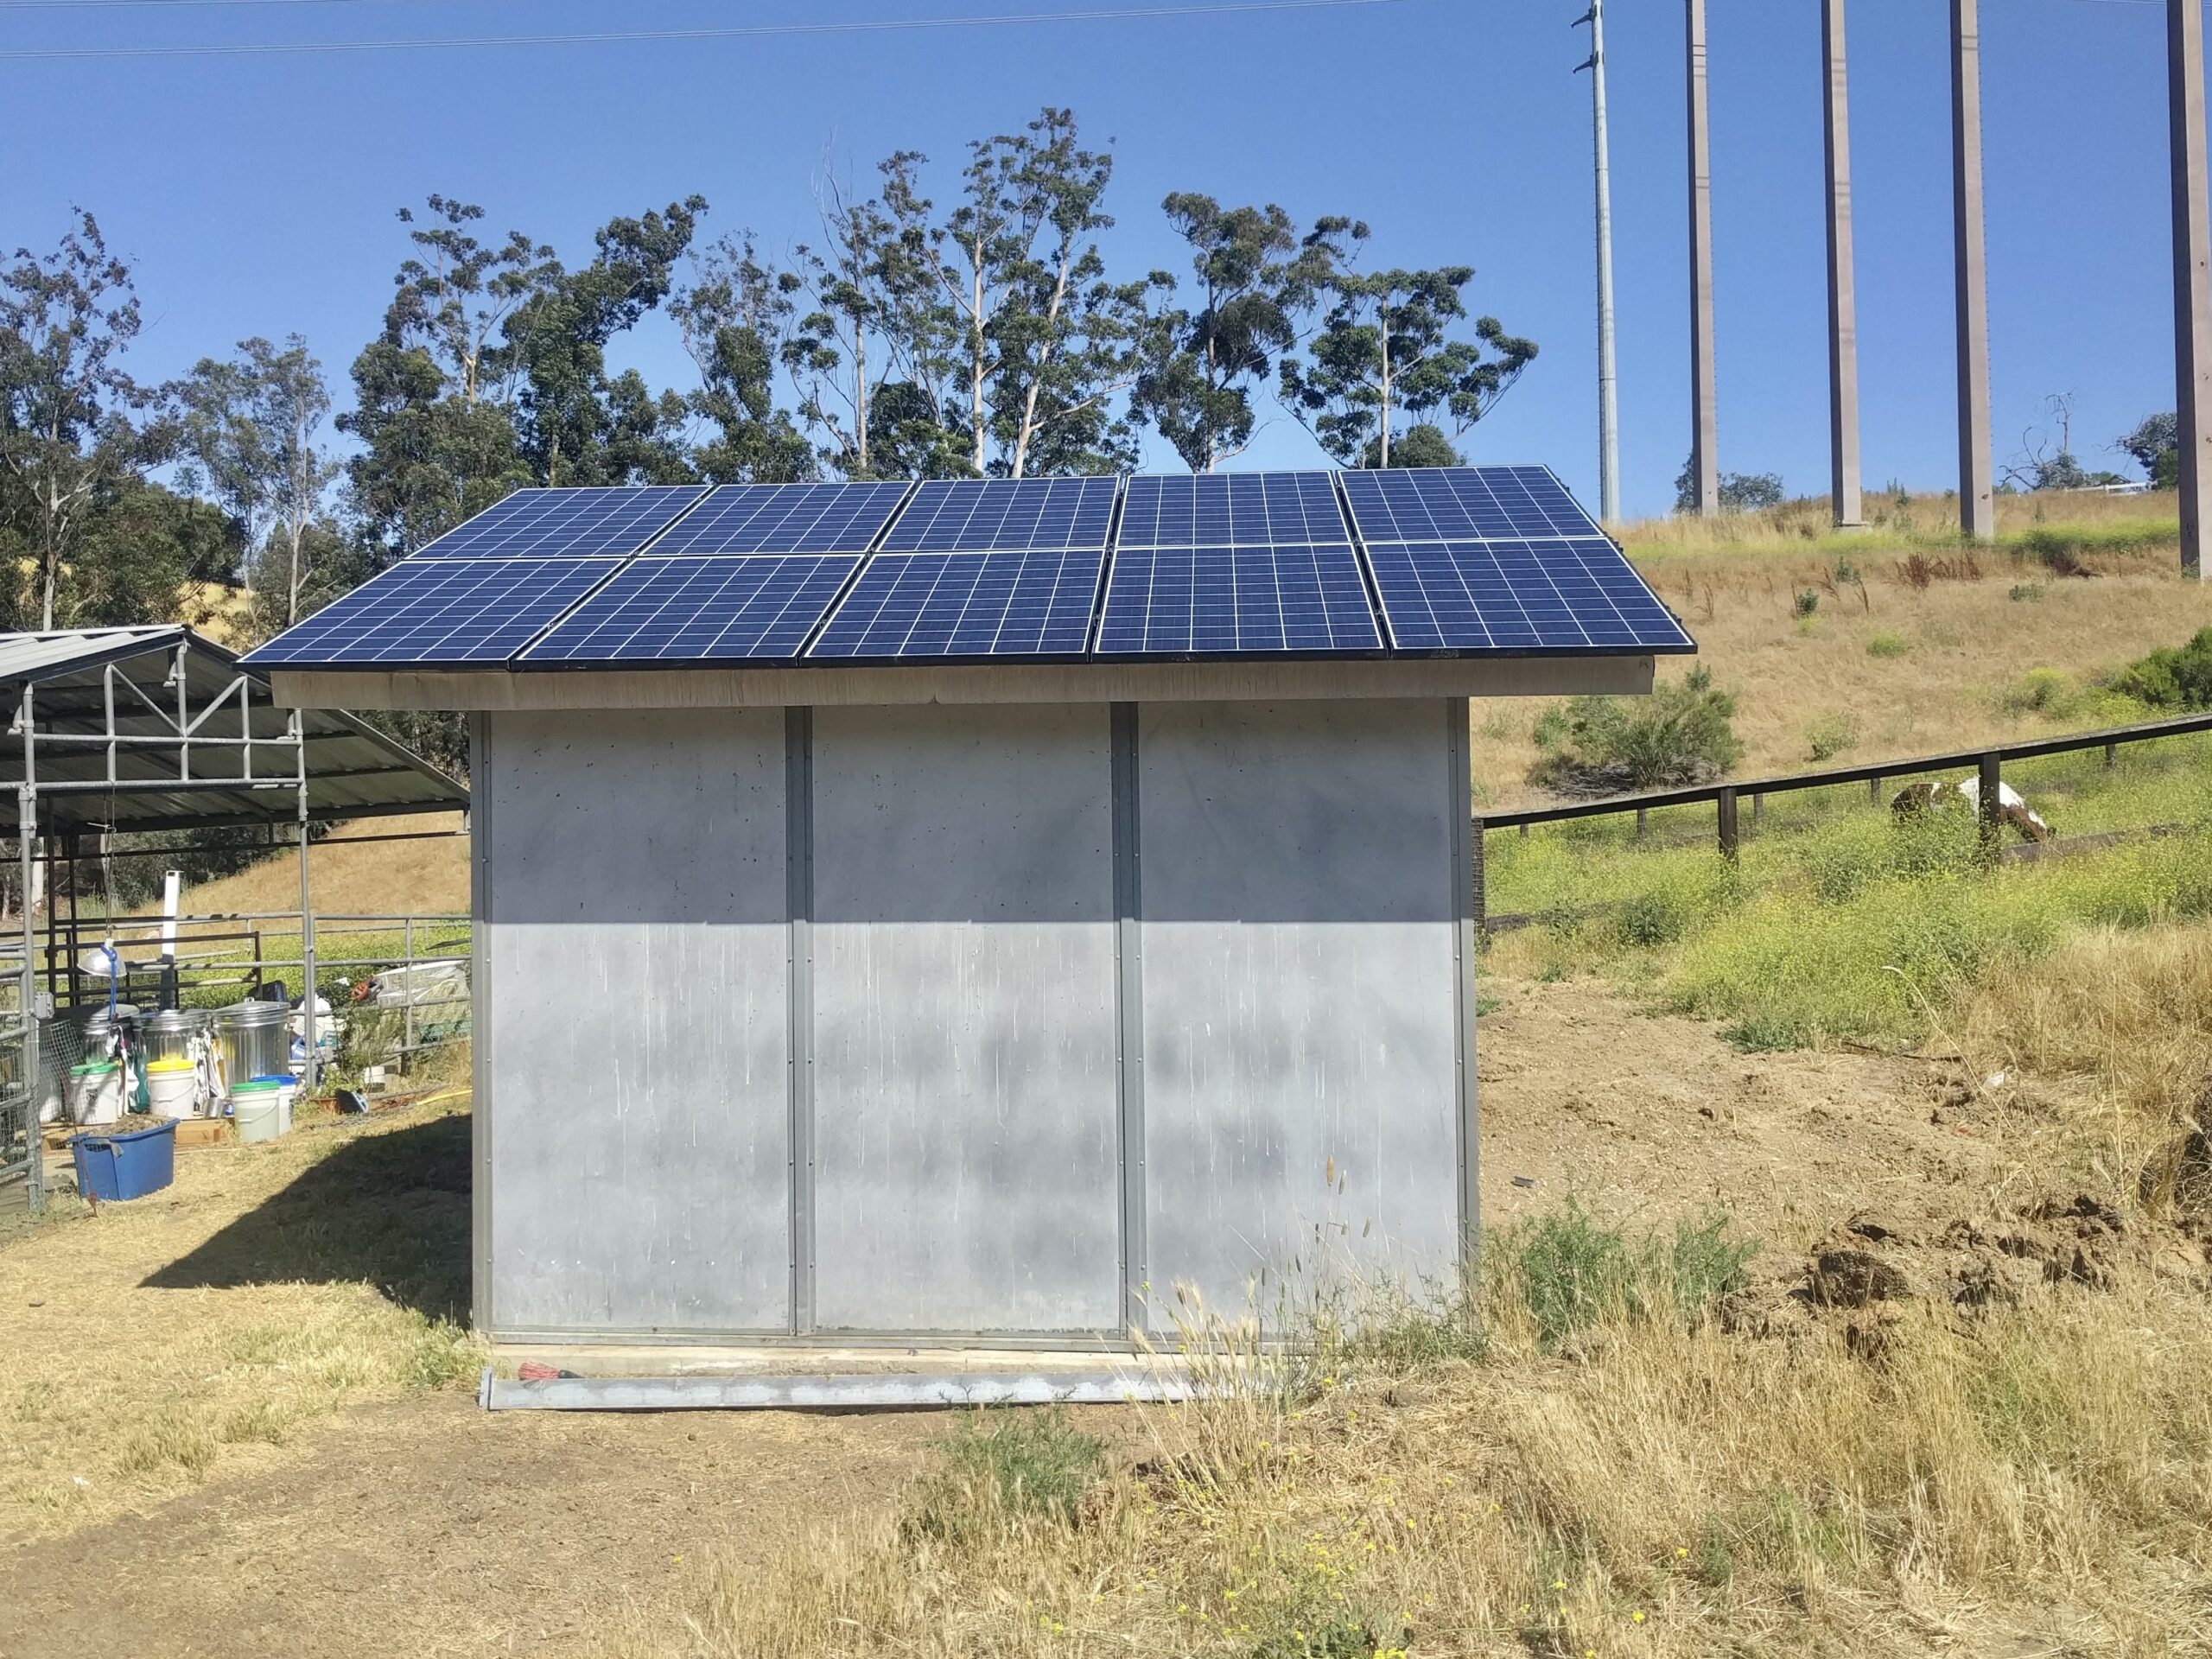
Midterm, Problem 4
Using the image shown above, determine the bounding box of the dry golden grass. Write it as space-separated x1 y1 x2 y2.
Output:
1957 922 2212 1207
0 1090 481 1545
632 1279 2212 1659
181 811 470 918
1614 482 2180 553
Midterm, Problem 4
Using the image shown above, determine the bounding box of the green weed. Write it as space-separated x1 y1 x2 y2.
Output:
1865 630 1911 658
909 1408 1104 1539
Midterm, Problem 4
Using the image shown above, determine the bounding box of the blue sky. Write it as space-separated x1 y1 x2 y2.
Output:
0 0 2186 517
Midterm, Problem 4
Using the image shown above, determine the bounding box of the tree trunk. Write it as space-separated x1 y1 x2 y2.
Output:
969 240 990 476
1376 313 1393 469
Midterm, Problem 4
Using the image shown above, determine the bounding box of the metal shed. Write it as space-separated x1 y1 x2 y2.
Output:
251 469 1693 1349
0 626 468 1208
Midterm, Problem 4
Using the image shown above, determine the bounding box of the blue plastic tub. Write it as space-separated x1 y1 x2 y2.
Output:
69 1118 177 1203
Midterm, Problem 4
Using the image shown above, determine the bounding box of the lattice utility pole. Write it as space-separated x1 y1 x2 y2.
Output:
1577 1 1622 526
1952 0 1994 540
1820 0 1864 527
1687 0 1719 518
2171 0 2212 576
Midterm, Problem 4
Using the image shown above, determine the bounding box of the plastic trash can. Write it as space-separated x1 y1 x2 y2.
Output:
70 1119 177 1202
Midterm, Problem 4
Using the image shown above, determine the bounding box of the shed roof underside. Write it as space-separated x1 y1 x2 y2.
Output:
0 626 467 833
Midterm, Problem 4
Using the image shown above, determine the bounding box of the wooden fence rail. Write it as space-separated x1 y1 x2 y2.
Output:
1471 709 2212 935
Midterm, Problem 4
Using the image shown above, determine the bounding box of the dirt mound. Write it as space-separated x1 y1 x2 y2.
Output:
1720 1194 2212 1338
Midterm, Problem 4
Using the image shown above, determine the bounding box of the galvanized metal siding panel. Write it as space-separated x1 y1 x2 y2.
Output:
1137 700 1460 1322
810 704 1122 1334
483 709 790 1334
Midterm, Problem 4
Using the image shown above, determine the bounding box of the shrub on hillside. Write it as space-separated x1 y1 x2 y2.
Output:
2109 626 2212 712
1529 666 1744 798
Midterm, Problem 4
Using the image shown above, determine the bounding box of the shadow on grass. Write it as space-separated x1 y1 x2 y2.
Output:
142 1113 471 1324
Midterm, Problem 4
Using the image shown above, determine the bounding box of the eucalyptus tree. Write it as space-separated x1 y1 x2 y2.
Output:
0 211 174 627
181 334 342 626
1280 219 1536 468
502 196 706 487
341 196 548 558
1134 195 1325 473
880 110 1154 478
671 232 814 484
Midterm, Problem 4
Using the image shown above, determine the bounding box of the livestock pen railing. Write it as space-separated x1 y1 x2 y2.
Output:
35 909 472 1065
1471 708 2212 936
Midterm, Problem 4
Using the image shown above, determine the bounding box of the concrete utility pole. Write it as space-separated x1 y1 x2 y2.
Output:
2171 0 2212 576
1820 0 1864 527
1687 0 1719 518
1952 0 1994 539
1577 1 1622 525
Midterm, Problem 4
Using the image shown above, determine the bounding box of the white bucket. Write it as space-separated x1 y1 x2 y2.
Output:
147 1066 198 1121
69 1065 124 1127
233 1090 282 1145
274 1081 296 1135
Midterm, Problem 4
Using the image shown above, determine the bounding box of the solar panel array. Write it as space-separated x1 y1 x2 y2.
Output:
410 486 708 560
243 469 1695 671
1340 467 1696 655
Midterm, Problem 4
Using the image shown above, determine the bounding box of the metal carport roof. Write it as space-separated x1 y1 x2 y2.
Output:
0 626 466 833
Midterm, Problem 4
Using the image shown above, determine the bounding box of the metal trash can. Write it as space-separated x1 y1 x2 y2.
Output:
213 1001 289 1099
140 1008 207 1067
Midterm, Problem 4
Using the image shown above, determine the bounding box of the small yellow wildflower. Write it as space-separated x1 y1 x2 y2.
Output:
1632 1611 1647 1624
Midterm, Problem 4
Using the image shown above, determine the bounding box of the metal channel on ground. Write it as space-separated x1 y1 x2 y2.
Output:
480 1369 1197 1412
1109 701 1147 1336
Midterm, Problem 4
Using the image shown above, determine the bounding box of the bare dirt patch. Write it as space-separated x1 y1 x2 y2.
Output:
1475 975 2006 1247
0 1390 940 1659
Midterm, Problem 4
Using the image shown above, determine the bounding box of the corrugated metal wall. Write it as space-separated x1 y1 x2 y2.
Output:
475 698 1469 1344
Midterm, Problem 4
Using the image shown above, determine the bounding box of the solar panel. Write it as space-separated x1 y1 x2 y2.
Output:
810 550 1103 658
1339 466 1602 544
1116 472 1347 548
409 486 708 560
1363 538 1696 652
880 477 1117 552
241 558 624 667
649 481 911 556
1094 543 1380 656
522 556 858 664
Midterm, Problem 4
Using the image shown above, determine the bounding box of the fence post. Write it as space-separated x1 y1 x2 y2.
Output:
1751 791 1764 829
402 916 415 1074
1978 750 2003 861
1635 805 1649 842
1868 773 1883 805
2104 741 2118 769
1717 787 1738 862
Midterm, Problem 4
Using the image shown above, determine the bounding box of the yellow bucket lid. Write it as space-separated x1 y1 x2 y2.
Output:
147 1058 194 1073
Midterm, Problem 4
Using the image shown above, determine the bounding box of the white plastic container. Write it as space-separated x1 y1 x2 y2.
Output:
274 1079 296 1135
69 1063 124 1127
146 1062 198 1121
233 1087 282 1145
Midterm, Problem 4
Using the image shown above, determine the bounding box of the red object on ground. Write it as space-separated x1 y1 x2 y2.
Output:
517 1362 564 1382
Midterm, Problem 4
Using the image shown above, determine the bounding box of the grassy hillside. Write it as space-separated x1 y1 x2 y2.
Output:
181 812 469 918
1476 487 2210 811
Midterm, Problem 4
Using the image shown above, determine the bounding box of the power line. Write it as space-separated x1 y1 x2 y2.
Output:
0 0 1415 55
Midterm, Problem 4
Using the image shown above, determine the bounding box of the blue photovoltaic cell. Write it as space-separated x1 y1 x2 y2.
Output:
810 550 1103 658
410 486 707 559
1363 538 1696 652
1095 543 1379 656
880 477 1117 552
648 481 911 556
242 558 623 667
1116 472 1347 548
523 556 860 663
1339 466 1602 545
